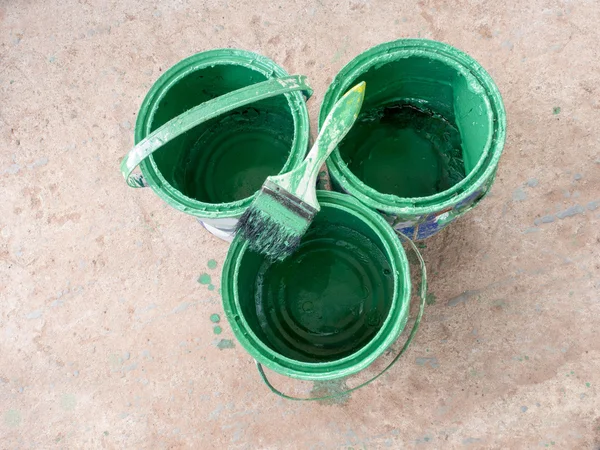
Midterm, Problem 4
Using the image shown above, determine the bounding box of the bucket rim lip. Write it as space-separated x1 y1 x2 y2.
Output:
221 191 412 381
320 38 507 216
135 48 310 219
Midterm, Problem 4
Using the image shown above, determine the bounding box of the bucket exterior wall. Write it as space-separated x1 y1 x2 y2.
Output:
221 191 411 381
320 39 506 240
134 49 310 240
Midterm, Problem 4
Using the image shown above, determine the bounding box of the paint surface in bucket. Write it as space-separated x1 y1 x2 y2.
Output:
339 103 465 198
148 63 296 204
181 109 293 203
254 223 394 362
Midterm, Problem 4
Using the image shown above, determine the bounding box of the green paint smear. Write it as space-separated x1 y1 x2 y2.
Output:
426 292 437 305
216 339 235 350
210 313 220 323
207 259 218 270
338 104 465 198
213 325 222 335
553 106 561 114
198 273 211 285
250 222 394 362
310 378 350 405
208 284 215 291
4 409 21 427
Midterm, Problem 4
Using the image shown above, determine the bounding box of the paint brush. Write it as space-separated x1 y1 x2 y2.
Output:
236 81 366 261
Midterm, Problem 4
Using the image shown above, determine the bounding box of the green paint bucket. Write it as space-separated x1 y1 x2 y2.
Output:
124 49 311 240
320 39 506 240
222 191 426 399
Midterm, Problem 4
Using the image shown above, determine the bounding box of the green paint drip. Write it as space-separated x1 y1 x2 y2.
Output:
207 259 218 270
210 313 220 323
339 104 465 198
216 339 235 350
310 378 350 405
208 284 215 291
213 326 222 335
198 273 211 285
553 106 561 115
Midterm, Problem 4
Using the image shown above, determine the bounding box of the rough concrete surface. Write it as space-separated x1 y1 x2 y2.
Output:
1 0 599 448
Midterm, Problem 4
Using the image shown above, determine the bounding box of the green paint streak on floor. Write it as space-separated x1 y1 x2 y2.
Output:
198 273 211 285
207 259 218 270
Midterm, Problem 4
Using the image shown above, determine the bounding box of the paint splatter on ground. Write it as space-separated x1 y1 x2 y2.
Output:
553 106 561 114
197 273 211 285
513 187 527 201
208 284 215 291
210 314 220 323
207 259 218 270
426 292 437 305
415 357 440 368
213 326 222 335
310 377 350 405
215 339 235 350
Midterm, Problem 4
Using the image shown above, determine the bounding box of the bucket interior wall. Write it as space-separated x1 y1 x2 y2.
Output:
149 65 295 204
236 206 396 363
337 55 491 198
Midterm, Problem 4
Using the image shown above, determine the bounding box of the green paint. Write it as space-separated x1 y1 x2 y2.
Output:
103 431 109 436
216 339 235 350
553 106 561 114
223 192 414 382
198 273 211 285
339 104 465 197
61 394 76 410
180 110 293 203
320 39 506 240
426 292 437 305
213 326 222 335
207 259 218 270
586 382 591 387
210 313 220 323
4 409 21 427
208 284 215 291
253 222 393 362
130 49 311 226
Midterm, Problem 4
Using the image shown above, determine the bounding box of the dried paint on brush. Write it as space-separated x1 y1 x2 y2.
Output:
235 82 366 261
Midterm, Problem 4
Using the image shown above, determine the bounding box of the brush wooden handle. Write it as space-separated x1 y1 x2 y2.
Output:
269 82 365 209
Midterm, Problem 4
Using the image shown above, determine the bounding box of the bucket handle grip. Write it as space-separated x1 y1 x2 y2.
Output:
256 231 427 401
120 75 313 188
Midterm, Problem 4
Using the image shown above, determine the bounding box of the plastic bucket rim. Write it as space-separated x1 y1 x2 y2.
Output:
327 49 492 203
135 48 310 219
222 191 411 381
320 39 507 216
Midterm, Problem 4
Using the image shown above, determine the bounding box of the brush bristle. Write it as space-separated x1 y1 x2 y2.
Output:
236 183 317 261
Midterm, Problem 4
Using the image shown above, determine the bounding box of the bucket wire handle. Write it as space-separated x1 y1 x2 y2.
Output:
256 231 427 401
120 75 313 188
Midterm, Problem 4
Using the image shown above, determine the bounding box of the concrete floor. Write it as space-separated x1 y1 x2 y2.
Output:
1 0 599 448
